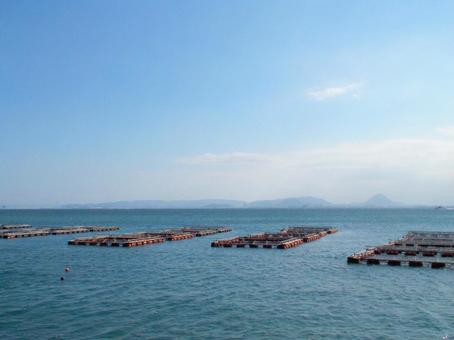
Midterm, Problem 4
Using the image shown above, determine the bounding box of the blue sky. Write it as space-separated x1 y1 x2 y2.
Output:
1 0 454 206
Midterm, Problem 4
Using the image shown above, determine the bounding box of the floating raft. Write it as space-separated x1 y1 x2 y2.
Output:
68 234 165 247
0 224 32 230
1 226 120 239
141 227 232 241
347 231 454 269
211 226 337 249
68 226 232 247
180 226 231 237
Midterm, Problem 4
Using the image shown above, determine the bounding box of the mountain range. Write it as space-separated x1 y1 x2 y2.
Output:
59 194 405 209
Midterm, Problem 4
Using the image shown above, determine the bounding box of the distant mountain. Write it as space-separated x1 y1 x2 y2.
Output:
246 196 332 208
361 194 403 208
59 194 407 209
60 199 246 209
60 197 333 209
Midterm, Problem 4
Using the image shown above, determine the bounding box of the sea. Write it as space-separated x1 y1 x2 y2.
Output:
1 208 453 339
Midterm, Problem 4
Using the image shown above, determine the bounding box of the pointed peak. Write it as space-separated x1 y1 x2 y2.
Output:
364 194 400 207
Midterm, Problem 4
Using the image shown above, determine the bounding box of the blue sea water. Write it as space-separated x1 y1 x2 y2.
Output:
1 208 454 339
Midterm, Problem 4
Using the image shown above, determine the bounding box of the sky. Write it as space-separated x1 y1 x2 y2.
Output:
1 0 454 206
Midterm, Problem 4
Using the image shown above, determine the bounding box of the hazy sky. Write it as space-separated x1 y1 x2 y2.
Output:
1 0 454 206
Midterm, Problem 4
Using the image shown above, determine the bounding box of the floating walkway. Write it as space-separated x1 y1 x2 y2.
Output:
68 226 232 247
68 234 165 247
347 231 454 269
0 224 32 230
180 227 231 237
1 226 120 239
211 226 337 249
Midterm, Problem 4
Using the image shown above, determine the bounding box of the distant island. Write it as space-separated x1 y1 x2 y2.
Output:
54 194 423 209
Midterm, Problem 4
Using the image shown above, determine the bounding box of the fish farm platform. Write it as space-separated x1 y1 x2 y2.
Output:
348 231 454 269
211 226 337 249
1 226 120 239
68 226 232 247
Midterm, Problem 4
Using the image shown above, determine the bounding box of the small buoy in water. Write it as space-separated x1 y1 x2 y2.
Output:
64 267 70 272
60 276 64 281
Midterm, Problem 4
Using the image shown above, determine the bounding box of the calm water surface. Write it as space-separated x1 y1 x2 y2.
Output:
1 209 454 339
